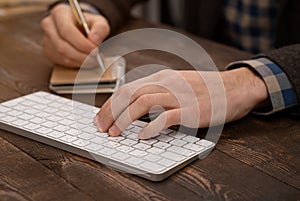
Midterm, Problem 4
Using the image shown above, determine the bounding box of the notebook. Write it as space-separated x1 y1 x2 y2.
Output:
49 56 126 94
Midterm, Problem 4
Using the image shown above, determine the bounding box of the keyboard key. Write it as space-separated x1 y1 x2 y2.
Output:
2 100 21 108
140 139 157 145
196 140 215 148
15 105 28 111
21 100 35 107
1 115 17 123
108 136 124 142
32 104 48 110
82 126 97 134
53 125 69 132
153 141 171 149
112 152 130 161
143 154 161 162
35 112 51 118
139 162 165 173
125 157 144 165
132 120 147 127
120 139 138 146
133 143 151 151
29 117 46 124
60 135 78 143
0 105 12 113
130 149 148 157
182 135 200 143
19 114 34 120
8 110 22 116
24 108 39 115
42 121 57 128
103 141 120 149
155 135 174 143
56 111 71 118
167 146 195 157
183 143 205 152
97 147 116 156
73 139 90 147
157 158 176 167
65 128 80 136
36 127 53 135
23 123 40 130
116 145 134 153
159 129 173 135
85 143 102 152
11 119 28 127
47 131 65 139
121 130 132 137
169 139 188 147
78 133 94 140
78 117 92 124
125 125 134 131
147 147 164 155
130 126 143 134
59 119 75 126
127 133 139 141
43 107 59 114
161 151 185 162
90 136 108 144
48 102 63 108
168 132 186 139
25 95 51 104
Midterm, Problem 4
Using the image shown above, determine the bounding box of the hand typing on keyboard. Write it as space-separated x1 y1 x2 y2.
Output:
94 69 265 139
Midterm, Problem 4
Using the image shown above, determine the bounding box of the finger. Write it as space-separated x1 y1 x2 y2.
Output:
107 93 178 136
86 14 111 45
41 17 90 67
138 109 181 139
95 84 170 132
51 5 96 53
43 36 83 67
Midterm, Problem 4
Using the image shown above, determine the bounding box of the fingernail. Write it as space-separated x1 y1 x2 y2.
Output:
138 131 146 140
108 125 118 136
95 116 104 132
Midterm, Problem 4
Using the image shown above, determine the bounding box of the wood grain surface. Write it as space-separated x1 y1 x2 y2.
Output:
0 12 299 201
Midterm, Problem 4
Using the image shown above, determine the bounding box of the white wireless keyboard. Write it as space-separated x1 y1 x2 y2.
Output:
0 92 215 181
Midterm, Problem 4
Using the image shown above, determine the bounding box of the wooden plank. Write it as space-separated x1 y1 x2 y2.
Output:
1 130 299 201
218 115 300 189
0 13 51 94
0 136 95 201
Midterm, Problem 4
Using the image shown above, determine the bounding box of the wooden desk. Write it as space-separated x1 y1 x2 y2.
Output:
0 12 299 201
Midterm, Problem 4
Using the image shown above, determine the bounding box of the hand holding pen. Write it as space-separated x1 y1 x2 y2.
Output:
41 1 110 68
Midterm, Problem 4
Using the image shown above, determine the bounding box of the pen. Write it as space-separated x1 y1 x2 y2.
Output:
68 0 106 72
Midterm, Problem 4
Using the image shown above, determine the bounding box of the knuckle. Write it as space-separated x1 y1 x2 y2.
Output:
117 85 132 99
59 27 69 38
136 94 151 107
51 4 67 15
40 18 50 31
154 69 172 79
55 43 66 55
62 57 73 66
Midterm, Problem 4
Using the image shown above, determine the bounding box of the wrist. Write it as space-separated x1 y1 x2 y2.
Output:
222 67 268 120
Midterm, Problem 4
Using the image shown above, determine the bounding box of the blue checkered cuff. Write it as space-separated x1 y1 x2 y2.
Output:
227 57 297 114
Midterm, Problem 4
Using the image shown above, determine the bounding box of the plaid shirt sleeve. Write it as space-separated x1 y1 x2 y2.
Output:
226 57 298 115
